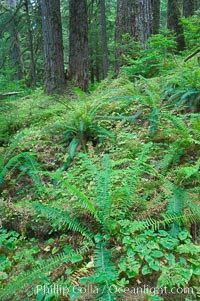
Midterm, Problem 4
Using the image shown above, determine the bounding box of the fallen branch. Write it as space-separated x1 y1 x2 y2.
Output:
183 48 200 62
0 91 23 99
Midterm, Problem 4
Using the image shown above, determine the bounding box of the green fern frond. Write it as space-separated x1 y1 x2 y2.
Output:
0 152 41 188
45 171 99 221
1 250 75 301
94 155 112 229
167 186 186 215
84 242 119 301
160 142 184 173
149 107 159 138
161 113 190 139
34 203 94 242
119 211 200 234
177 158 200 180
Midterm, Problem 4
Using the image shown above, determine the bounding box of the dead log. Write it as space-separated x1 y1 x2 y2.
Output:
0 91 23 99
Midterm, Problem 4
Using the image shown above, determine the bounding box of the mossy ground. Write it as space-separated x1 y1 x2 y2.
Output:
0 63 200 300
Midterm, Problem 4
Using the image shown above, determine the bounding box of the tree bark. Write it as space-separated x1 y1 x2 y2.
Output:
24 0 36 87
167 0 185 51
183 0 197 17
132 0 153 47
115 0 153 74
41 0 66 94
7 0 24 80
100 0 109 78
152 0 160 34
68 0 89 91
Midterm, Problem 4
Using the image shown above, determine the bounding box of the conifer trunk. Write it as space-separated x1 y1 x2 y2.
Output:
115 0 153 74
167 0 185 51
183 0 197 17
100 0 109 78
7 0 24 80
152 0 160 34
68 0 89 91
41 0 66 94
24 0 36 87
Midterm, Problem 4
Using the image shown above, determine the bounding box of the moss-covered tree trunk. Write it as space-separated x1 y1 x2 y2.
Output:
68 0 89 91
167 0 185 51
41 0 66 95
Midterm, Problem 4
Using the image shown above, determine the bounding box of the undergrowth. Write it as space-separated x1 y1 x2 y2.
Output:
0 60 200 301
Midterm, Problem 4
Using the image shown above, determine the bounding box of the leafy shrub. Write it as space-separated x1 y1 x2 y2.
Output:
121 30 177 78
182 10 200 50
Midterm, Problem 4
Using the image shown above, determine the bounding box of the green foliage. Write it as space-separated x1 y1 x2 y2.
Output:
57 101 115 169
119 228 200 298
121 30 177 78
81 242 119 301
34 203 93 242
0 134 41 190
182 10 200 50
0 69 25 93
163 66 200 112
1 58 200 301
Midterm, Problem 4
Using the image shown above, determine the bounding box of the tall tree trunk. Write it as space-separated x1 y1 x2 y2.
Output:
115 0 152 74
152 0 160 34
7 0 24 80
24 0 36 88
183 0 197 17
115 0 134 74
132 0 153 47
167 0 185 51
100 0 109 78
68 0 89 91
41 0 66 94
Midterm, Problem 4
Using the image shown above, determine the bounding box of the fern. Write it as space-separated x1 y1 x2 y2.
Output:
92 155 113 232
34 203 94 242
50 171 98 219
82 242 119 301
161 113 191 140
1 250 75 300
119 210 200 234
177 158 200 180
0 152 41 188
160 141 184 173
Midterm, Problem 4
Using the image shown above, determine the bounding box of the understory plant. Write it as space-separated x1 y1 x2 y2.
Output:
1 154 200 301
54 101 115 170
0 133 42 191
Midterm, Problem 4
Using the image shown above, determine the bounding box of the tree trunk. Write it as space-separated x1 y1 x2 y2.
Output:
152 0 160 34
132 0 153 47
115 0 134 74
7 0 24 80
24 0 36 88
183 0 197 17
100 0 109 78
41 0 66 94
167 0 185 51
68 0 89 91
115 0 153 74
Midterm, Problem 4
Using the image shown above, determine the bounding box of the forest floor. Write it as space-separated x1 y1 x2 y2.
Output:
0 63 200 301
